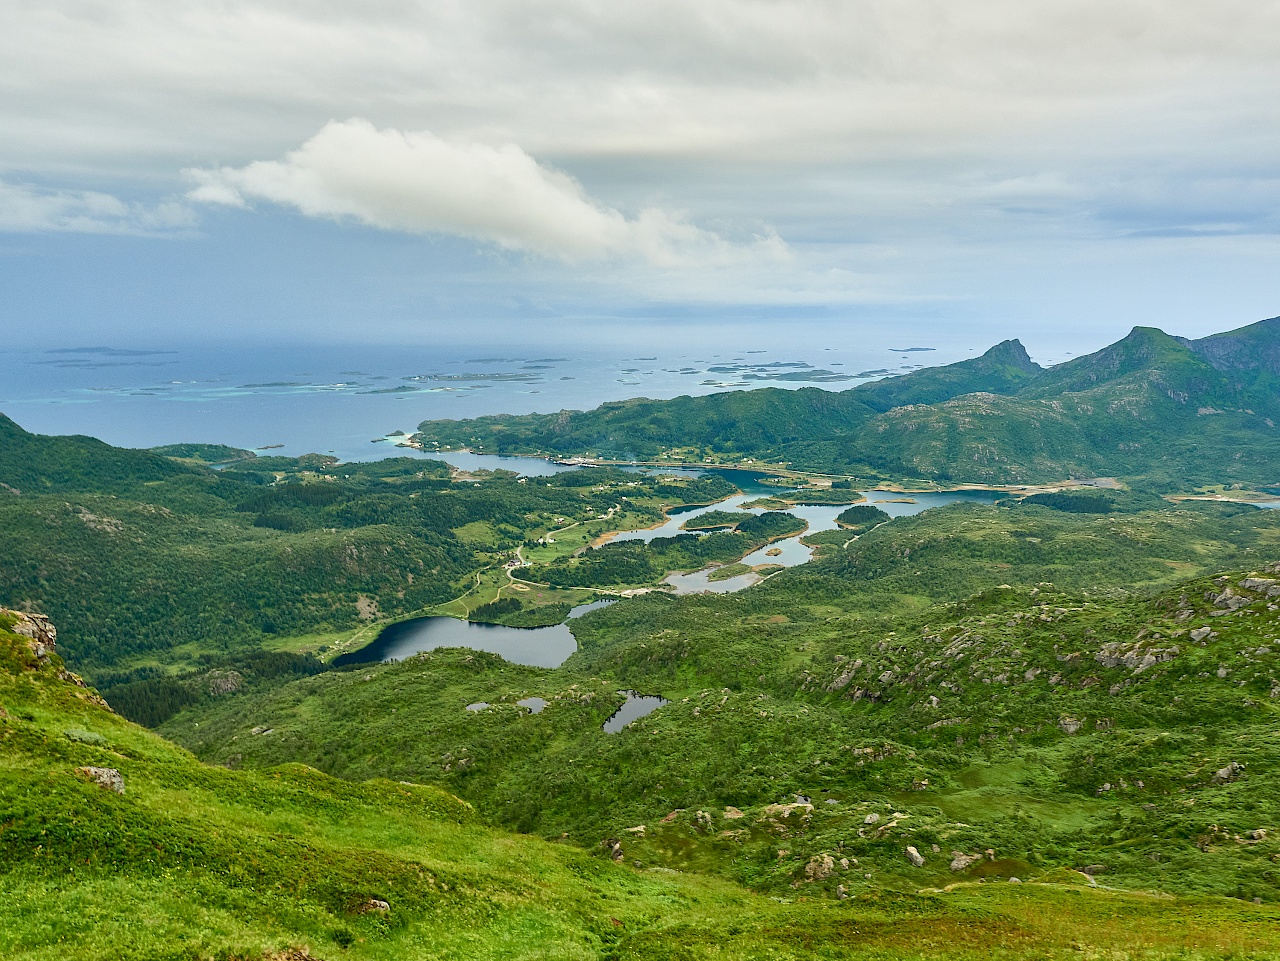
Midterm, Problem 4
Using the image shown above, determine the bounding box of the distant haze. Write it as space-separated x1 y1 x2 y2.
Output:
1 1 1278 351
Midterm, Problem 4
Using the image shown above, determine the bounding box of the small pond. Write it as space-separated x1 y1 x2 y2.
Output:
602 692 669 733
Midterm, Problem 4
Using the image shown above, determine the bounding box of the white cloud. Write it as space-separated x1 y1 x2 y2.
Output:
187 119 787 266
0 180 196 235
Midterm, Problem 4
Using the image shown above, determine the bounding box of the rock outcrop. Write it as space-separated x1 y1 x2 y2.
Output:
77 766 124 794
5 609 56 662
2 607 111 709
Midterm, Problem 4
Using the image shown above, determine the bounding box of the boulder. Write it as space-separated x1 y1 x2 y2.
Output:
805 854 835 881
905 845 925 867
77 766 124 794
949 852 980 872
1211 761 1245 785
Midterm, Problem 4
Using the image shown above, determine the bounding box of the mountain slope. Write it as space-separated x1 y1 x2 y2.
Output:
0 413 202 494
854 338 1042 412
412 318 1280 487
1187 315 1280 376
9 608 1274 959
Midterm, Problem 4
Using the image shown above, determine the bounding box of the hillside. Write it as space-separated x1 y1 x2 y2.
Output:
0 415 736 677
412 317 1280 488
10 608 1278 959
164 519 1280 904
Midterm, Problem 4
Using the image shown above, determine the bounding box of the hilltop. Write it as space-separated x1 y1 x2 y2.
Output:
412 316 1280 488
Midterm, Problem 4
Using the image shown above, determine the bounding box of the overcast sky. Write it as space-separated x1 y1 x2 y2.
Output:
3 0 1279 351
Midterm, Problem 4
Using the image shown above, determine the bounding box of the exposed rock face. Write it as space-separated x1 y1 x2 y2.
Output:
77 766 124 794
1209 589 1250 611
1 608 111 709
1190 627 1214 643
5 609 57 661
950 852 981 872
905 845 925 867
1058 717 1084 735
1095 641 1180 673
761 801 813 819
1241 577 1280 593
206 670 243 696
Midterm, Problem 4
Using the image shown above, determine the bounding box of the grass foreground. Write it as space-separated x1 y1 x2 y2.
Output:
3 613 1280 959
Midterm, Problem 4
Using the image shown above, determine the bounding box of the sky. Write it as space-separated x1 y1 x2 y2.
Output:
3 0 1280 354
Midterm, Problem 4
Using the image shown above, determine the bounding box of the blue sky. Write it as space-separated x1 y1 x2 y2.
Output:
3 1 1279 354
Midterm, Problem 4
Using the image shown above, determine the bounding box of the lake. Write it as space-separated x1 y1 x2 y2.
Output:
660 487 1005 594
333 613 581 668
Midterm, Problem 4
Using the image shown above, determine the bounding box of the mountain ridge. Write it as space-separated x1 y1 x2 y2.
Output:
412 316 1280 487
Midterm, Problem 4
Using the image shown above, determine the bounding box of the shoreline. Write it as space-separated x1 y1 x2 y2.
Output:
398 439 1131 498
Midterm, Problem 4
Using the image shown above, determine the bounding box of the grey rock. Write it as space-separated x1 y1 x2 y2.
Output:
805 854 835 880
905 845 925 867
77 766 124 794
1211 761 1245 785
206 670 243 696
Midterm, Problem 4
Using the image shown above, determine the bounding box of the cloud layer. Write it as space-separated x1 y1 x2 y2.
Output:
188 119 785 266
3 1 1280 343
0 181 195 235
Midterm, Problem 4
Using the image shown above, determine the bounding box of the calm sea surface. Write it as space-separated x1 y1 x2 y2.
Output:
0 341 966 458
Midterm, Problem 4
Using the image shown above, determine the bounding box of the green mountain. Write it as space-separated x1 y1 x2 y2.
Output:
0 413 201 493
14 607 1279 959
412 317 1280 488
854 338 1042 411
1187 315 1280 376
157 527 1280 912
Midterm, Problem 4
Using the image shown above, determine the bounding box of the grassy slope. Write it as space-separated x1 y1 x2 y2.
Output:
163 501 1280 908
10 616 1279 959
